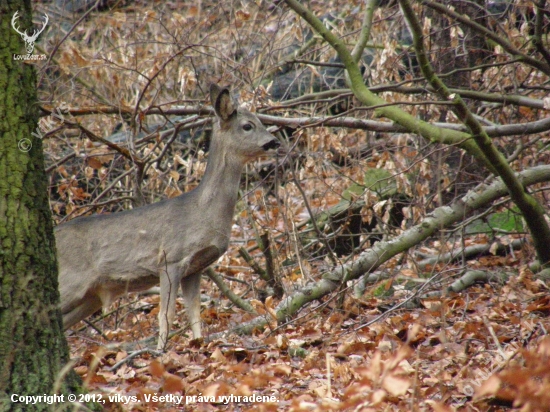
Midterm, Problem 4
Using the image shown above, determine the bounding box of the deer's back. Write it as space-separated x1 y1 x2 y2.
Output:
55 190 231 283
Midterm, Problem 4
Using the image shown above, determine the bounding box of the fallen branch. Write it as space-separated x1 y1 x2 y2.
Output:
219 165 550 336
448 270 507 293
416 238 526 269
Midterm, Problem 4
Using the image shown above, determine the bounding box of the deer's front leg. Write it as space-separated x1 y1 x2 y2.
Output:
181 271 202 339
158 266 182 351
181 245 221 340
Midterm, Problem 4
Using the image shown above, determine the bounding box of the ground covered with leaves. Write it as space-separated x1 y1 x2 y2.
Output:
64 246 550 412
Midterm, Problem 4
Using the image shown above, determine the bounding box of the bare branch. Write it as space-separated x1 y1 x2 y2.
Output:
399 0 550 266
421 0 550 76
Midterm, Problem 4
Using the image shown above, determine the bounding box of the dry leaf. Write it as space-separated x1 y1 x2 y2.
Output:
149 360 165 377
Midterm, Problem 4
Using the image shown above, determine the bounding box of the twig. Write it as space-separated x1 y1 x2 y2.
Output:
483 317 507 360
534 0 550 67
108 348 162 372
291 171 338 266
205 267 256 313
239 247 267 280
351 269 445 332
260 232 285 299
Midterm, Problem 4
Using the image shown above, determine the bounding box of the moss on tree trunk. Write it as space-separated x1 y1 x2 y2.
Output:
0 1 94 410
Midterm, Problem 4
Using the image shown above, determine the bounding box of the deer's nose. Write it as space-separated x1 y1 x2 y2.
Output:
262 139 280 151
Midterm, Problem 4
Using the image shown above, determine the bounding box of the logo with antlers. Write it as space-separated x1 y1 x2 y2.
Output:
11 11 49 55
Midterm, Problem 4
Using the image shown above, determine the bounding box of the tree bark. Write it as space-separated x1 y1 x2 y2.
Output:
0 1 86 410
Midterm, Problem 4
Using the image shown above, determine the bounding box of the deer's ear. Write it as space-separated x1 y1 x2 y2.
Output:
210 84 236 121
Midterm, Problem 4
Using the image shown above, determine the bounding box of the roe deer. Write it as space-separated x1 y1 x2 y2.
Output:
56 84 279 350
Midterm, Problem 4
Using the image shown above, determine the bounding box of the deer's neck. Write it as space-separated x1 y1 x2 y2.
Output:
197 143 244 214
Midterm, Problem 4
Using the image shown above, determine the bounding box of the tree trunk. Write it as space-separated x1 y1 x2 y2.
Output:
0 1 85 410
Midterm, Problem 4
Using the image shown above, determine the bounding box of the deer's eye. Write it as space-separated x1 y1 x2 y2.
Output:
242 123 253 131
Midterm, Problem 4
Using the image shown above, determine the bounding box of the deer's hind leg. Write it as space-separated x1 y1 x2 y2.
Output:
62 293 102 330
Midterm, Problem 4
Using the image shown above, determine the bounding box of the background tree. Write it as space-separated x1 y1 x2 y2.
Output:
0 1 86 410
